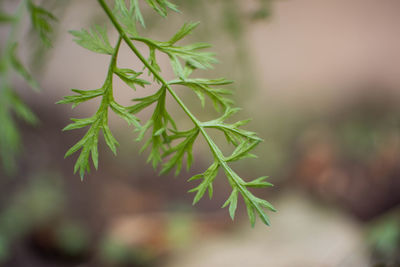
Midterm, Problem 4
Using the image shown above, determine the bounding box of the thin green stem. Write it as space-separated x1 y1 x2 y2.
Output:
102 36 122 103
97 0 200 126
96 35 122 129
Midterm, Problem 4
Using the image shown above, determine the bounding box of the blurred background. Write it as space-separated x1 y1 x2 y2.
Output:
1 0 400 266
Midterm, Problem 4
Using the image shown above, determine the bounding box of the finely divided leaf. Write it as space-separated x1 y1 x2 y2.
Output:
0 12 14 23
9 43 40 91
128 89 163 114
64 111 122 178
102 124 119 155
225 139 260 162
131 0 145 26
245 198 256 227
10 92 38 125
160 128 199 175
114 68 150 90
62 117 96 131
171 78 233 111
114 0 141 35
145 0 179 17
131 37 217 77
110 101 141 128
70 26 114 55
59 0 275 226
27 0 56 46
189 162 219 204
168 22 200 45
246 176 274 188
222 189 238 220
57 88 103 108
164 43 217 74
134 87 178 169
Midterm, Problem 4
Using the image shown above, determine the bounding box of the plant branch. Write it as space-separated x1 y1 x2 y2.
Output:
97 0 201 126
97 0 274 226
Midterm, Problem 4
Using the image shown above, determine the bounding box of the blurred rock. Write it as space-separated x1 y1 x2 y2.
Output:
166 191 369 267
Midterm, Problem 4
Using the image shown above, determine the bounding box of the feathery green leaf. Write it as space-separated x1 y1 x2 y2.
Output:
27 0 56 46
9 43 40 91
60 0 275 226
70 26 114 55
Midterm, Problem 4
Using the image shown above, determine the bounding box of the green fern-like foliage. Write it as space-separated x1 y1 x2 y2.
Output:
0 0 55 173
59 0 275 226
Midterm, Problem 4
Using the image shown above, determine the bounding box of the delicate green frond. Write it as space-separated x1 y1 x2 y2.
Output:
171 78 234 111
203 120 261 142
60 0 275 226
131 36 217 77
10 92 38 125
245 198 256 226
110 101 141 128
246 176 274 188
57 88 104 108
144 0 179 17
222 189 238 220
0 104 20 173
168 22 200 45
225 139 260 162
66 124 100 179
114 0 141 35
0 12 14 23
114 68 150 90
164 43 217 75
128 89 163 114
0 0 47 174
62 117 96 131
9 43 40 91
136 87 177 168
102 124 119 155
60 36 142 178
160 128 199 175
131 0 145 26
27 0 56 46
63 109 122 178
189 162 219 204
70 26 114 55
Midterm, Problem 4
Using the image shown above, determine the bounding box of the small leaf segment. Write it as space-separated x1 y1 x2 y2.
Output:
60 0 275 226
0 0 56 173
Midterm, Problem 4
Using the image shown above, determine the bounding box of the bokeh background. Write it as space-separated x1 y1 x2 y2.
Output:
1 0 400 266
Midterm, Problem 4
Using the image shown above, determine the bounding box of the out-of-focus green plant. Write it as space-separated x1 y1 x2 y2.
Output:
100 236 155 266
0 0 56 174
59 0 275 226
175 0 273 99
0 173 64 262
55 221 90 256
368 210 400 265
